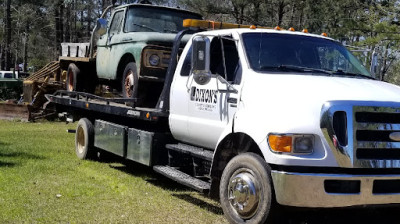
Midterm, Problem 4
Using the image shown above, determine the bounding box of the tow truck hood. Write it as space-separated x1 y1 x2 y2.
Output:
238 73 400 139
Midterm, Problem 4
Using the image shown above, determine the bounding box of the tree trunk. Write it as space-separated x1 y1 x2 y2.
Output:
23 23 29 72
80 0 84 41
65 3 71 42
5 0 12 71
55 1 60 58
87 0 92 39
60 1 64 44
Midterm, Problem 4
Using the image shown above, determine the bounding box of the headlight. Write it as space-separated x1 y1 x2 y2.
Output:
149 54 160 66
268 134 314 154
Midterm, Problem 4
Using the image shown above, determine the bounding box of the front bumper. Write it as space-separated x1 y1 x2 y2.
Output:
271 170 400 207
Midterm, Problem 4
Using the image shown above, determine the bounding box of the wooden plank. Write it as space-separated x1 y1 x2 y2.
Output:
59 56 91 62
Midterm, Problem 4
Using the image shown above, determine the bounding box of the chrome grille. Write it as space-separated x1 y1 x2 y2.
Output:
321 101 400 168
354 108 400 160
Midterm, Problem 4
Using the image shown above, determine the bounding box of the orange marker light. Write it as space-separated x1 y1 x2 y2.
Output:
274 26 281 30
86 103 89 108
302 29 309 33
288 27 295 31
321 32 328 37
250 25 256 29
146 113 150 119
268 135 292 153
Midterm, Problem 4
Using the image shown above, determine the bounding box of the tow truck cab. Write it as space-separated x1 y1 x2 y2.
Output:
170 28 400 222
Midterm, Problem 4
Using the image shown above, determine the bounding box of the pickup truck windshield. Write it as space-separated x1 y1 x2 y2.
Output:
242 33 372 78
124 6 202 33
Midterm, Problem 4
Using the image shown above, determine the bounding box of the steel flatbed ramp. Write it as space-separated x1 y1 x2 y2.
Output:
46 90 168 122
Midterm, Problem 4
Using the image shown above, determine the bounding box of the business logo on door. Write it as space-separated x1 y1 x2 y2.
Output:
190 87 217 112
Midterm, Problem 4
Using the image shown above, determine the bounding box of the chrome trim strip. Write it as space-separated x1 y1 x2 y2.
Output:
321 101 354 167
271 170 400 208
356 122 400 131
357 141 400 149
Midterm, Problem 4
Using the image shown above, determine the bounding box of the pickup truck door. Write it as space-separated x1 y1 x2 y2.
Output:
96 9 125 79
179 35 242 150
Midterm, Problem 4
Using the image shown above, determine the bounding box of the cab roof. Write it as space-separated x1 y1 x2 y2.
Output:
114 3 202 19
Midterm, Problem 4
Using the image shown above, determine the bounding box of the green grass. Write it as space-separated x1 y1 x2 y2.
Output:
0 120 227 223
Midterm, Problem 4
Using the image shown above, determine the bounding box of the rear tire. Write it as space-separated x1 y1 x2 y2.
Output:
220 153 273 224
66 63 80 91
122 62 139 98
75 118 95 160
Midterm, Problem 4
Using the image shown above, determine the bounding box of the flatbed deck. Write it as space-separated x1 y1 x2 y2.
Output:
46 90 168 122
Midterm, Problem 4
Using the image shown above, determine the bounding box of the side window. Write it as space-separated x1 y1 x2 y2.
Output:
109 11 124 35
4 73 12 78
209 36 241 84
180 47 192 76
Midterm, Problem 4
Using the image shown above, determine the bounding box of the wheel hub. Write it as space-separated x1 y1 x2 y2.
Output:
124 71 134 97
77 126 85 154
68 71 74 91
228 171 260 219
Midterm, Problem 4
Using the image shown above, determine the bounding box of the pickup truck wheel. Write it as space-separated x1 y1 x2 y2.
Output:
220 153 273 224
122 62 139 98
75 118 95 160
66 63 82 91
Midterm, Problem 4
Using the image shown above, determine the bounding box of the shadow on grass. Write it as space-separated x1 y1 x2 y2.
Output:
0 141 10 147
172 193 223 215
0 151 46 160
0 161 16 167
107 158 200 192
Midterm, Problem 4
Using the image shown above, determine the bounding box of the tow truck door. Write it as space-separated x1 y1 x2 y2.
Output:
183 35 242 149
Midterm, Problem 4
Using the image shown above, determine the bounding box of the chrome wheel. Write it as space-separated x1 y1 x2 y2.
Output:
76 126 85 155
124 70 135 98
228 168 260 219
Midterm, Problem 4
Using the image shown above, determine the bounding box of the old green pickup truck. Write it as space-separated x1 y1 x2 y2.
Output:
61 3 202 106
0 71 23 100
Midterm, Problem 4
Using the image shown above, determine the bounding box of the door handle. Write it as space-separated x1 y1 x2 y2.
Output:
227 97 237 104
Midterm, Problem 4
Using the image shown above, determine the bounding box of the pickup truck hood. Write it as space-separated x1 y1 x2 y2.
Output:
118 32 191 46
238 72 400 138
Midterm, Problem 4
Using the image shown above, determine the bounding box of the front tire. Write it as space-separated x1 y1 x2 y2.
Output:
75 118 95 160
122 62 139 98
220 153 273 224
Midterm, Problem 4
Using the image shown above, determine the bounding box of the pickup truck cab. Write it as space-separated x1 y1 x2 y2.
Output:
96 4 202 102
0 71 23 100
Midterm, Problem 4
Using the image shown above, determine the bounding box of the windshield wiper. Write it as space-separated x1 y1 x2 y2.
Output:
332 70 376 80
260 65 333 76
132 23 159 32
163 28 178 33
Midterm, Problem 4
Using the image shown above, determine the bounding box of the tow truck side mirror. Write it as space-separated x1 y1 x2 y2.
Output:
95 18 108 36
192 36 211 85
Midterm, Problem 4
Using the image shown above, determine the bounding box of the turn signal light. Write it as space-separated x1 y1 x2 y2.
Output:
268 134 314 154
268 135 292 153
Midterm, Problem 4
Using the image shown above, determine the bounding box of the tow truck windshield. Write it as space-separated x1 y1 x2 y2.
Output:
242 32 372 79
